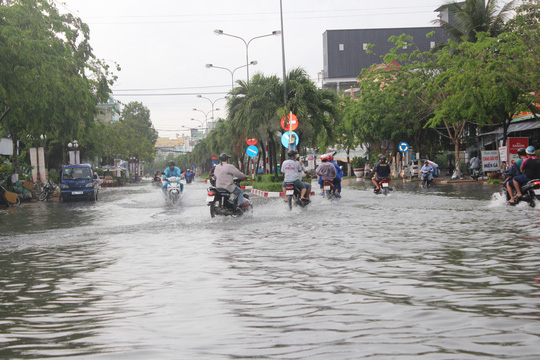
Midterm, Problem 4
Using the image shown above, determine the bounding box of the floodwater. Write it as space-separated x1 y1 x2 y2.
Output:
0 179 539 359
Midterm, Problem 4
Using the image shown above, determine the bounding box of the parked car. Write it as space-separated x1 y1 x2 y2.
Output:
59 164 99 201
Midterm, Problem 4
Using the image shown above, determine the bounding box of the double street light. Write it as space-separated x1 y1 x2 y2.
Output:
213 29 281 81
206 61 257 89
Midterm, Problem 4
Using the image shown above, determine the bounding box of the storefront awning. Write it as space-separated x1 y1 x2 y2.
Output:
480 118 540 136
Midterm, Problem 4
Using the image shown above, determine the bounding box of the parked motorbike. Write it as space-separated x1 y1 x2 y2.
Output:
322 180 341 200
39 177 58 201
421 170 433 189
0 179 20 207
164 176 183 205
284 182 310 210
503 177 540 208
207 178 252 217
374 178 390 196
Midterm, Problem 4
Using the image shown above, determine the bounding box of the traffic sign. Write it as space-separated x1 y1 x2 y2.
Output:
281 113 298 131
246 145 258 158
211 155 218 161
399 142 409 153
246 137 258 146
281 131 299 148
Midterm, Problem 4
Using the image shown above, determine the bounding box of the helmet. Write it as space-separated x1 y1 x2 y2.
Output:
321 154 330 162
287 150 298 159
526 146 536 155
328 155 334 161
380 156 387 162
378 154 384 160
168 161 175 166
517 148 526 156
219 152 232 161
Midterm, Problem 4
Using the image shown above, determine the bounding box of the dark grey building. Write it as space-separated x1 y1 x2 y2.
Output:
321 27 448 92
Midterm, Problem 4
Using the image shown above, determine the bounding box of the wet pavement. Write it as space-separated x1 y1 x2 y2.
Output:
0 179 539 359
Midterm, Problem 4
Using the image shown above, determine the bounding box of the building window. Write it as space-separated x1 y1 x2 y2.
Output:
430 41 436 49
363 43 368 51
339 44 344 51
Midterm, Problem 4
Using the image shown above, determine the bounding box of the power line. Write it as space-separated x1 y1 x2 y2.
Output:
80 6 437 20
113 84 230 92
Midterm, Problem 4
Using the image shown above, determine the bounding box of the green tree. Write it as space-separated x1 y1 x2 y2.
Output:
433 0 517 43
0 0 117 170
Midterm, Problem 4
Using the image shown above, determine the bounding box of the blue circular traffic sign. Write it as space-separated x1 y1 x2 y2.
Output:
281 131 299 148
246 145 258 158
399 142 409 153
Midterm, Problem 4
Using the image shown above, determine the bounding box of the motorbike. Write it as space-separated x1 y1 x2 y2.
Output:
152 175 162 187
421 170 433 189
207 178 252 217
322 180 341 200
185 171 194 184
164 176 183 205
470 168 482 181
374 178 390 196
284 182 310 210
0 179 20 207
39 177 58 201
503 177 540 208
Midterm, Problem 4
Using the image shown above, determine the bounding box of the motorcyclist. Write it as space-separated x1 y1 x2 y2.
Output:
316 154 337 192
214 153 248 211
504 148 527 204
281 149 311 201
162 161 183 195
469 154 481 174
511 146 540 203
372 155 391 192
318 155 342 196
185 168 194 183
420 160 434 182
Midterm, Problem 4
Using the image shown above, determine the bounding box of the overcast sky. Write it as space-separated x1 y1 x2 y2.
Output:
57 0 455 138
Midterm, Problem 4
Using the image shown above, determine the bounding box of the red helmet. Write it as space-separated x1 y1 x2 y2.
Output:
328 155 334 161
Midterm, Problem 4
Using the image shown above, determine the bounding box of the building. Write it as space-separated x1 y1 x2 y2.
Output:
96 98 121 123
321 27 448 92
155 137 185 161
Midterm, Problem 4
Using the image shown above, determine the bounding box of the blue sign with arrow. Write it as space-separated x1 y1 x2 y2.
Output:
399 142 409 153
246 145 258 158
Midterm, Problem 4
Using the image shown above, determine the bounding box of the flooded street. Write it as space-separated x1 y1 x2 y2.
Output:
1 180 539 359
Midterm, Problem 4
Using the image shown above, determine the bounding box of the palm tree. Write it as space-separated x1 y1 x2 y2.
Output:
433 0 517 43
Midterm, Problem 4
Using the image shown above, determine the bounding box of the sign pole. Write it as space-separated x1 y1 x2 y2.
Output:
402 152 405 183
288 111 292 151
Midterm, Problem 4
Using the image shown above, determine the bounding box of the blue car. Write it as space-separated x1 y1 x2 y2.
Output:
60 164 99 201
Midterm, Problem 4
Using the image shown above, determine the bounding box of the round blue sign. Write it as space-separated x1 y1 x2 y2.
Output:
281 131 299 148
399 142 409 153
246 145 258 158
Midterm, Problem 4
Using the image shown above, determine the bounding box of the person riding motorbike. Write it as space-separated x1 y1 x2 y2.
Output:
318 155 342 196
504 148 527 204
316 154 337 193
420 160 434 182
281 149 311 202
162 161 183 196
469 155 481 174
511 146 540 204
214 153 248 211
372 155 391 192
184 168 194 183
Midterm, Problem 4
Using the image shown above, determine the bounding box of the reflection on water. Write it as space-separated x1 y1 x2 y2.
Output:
1 181 539 359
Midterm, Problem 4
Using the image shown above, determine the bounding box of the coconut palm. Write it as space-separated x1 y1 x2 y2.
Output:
433 0 517 43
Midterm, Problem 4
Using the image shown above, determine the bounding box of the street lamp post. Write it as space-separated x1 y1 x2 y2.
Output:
206 61 257 89
213 29 281 81
193 108 220 134
67 140 79 165
196 95 227 127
